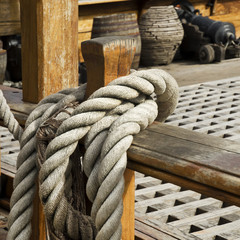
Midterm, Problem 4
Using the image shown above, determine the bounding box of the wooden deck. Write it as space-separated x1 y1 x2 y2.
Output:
1 63 240 238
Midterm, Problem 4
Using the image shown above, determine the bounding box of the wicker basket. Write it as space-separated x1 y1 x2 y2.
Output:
139 5 184 66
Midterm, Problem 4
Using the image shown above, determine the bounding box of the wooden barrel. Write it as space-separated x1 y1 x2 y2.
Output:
91 13 141 69
0 40 7 84
139 6 184 66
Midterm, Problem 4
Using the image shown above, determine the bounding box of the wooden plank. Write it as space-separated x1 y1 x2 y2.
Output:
128 122 240 197
170 205 240 228
19 0 79 238
148 123 240 154
78 16 93 32
0 0 20 22
135 190 200 210
121 168 135 239
193 218 240 238
0 22 21 36
135 217 179 240
146 198 221 218
0 0 21 36
78 0 135 5
135 216 201 240
20 0 79 103
78 1 137 17
127 161 240 207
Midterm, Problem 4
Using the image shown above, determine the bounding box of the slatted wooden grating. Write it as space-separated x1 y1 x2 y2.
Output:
165 76 240 142
1 77 240 239
0 126 18 178
135 172 240 240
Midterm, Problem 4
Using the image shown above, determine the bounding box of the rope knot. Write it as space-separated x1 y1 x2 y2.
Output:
3 69 178 240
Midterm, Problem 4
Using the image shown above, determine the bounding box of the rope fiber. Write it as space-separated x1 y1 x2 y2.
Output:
1 69 179 240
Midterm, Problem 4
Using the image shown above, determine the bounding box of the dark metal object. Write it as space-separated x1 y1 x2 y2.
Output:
190 16 235 44
174 0 236 44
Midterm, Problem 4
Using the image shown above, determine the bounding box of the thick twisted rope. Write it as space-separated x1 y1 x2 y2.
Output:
6 84 87 240
39 69 178 239
0 90 23 141
2 69 178 239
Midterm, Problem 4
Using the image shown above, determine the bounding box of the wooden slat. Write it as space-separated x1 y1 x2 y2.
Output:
128 160 240 207
0 0 21 36
193 218 240 238
0 22 21 36
78 1 137 18
135 216 201 240
135 217 179 240
128 122 240 197
146 198 221 218
78 0 134 5
170 205 240 228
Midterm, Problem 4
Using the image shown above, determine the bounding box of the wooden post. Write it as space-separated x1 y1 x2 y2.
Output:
20 0 79 103
82 36 136 98
19 0 79 239
82 36 136 240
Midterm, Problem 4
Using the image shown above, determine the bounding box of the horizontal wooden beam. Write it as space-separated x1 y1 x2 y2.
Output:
128 121 240 205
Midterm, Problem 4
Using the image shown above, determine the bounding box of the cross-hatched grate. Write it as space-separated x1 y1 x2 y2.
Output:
1 77 240 239
165 76 240 142
135 172 240 240
135 76 240 239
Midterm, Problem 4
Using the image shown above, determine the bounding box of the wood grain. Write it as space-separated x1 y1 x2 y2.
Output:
78 0 134 5
21 0 79 103
127 121 240 206
82 36 136 98
0 0 21 36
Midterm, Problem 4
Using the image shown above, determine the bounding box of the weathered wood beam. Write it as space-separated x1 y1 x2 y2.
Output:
127 122 240 207
19 0 79 239
20 0 79 103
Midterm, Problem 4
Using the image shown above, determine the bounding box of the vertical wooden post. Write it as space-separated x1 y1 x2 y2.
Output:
20 0 79 103
20 0 78 239
82 36 136 240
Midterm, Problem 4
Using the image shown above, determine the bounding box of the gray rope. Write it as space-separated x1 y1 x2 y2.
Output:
3 69 179 240
0 90 23 141
6 84 87 240
39 69 178 239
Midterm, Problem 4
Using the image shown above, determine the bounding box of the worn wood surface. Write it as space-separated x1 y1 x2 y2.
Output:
0 0 21 36
78 0 135 5
82 36 136 239
128 122 240 206
135 172 240 239
78 0 139 62
82 36 136 98
20 0 79 103
135 217 181 240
